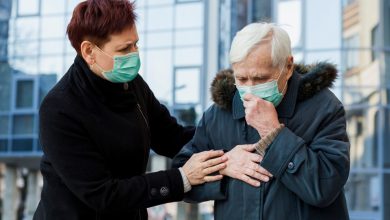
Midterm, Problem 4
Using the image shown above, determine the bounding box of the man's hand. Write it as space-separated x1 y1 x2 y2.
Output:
182 150 228 185
219 144 273 187
243 93 280 138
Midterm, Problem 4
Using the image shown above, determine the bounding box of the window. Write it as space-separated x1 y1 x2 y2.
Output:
0 139 8 152
13 114 34 135
175 0 201 3
371 24 379 62
17 0 40 17
0 115 9 135
345 173 380 211
15 80 34 109
11 138 33 151
174 67 200 104
344 35 360 70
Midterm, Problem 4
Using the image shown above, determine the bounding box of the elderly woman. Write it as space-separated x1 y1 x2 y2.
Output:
33 1 227 219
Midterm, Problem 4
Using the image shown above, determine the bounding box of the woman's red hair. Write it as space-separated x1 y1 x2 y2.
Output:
67 0 137 54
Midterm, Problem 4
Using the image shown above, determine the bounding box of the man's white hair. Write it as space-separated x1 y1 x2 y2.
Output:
229 22 291 68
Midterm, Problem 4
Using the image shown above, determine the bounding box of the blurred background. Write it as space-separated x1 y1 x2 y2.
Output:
0 0 389 219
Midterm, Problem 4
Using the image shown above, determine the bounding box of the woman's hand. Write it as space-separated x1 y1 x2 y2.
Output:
182 150 227 185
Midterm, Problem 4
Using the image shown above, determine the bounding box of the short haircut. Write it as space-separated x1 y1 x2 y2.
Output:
67 0 137 54
229 22 291 68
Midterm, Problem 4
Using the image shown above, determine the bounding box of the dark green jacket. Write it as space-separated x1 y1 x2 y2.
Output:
173 63 350 220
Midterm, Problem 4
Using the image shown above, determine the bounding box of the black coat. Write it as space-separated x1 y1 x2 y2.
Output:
173 63 350 220
33 55 194 220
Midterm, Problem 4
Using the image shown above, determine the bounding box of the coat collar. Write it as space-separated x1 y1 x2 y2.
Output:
232 71 300 120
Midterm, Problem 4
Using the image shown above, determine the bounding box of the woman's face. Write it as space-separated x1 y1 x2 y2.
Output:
83 25 139 76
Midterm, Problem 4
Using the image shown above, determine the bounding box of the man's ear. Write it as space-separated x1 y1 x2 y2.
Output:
80 41 95 66
286 56 294 79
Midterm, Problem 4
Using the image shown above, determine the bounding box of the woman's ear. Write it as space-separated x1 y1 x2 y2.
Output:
80 41 95 66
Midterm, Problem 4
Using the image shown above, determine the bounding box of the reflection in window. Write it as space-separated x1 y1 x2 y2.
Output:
17 0 40 16
39 56 64 76
347 108 378 168
371 24 379 62
175 3 203 29
147 7 173 31
175 29 202 46
344 35 360 70
174 47 202 66
0 116 9 135
175 0 200 3
41 16 65 39
0 139 8 152
145 49 173 103
11 138 33 151
146 31 172 48
174 67 200 104
345 173 380 211
16 80 34 109
15 17 39 40
41 0 65 15
13 114 34 135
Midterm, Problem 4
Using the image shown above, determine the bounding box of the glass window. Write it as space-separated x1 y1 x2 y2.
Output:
147 0 174 6
344 35 360 70
41 16 65 39
145 49 173 103
38 75 56 105
10 57 39 74
12 41 39 57
174 67 200 104
0 116 9 135
11 138 33 151
347 108 378 168
13 114 35 135
174 47 202 66
176 0 201 3
174 29 202 46
17 0 40 16
15 17 40 40
0 139 8 152
146 6 173 31
146 31 172 48
135 9 145 32
384 174 390 220
175 3 203 29
40 40 64 55
67 0 82 14
345 173 380 211
39 55 64 76
41 0 65 15
277 0 302 48
371 24 379 62
384 108 390 168
16 80 34 109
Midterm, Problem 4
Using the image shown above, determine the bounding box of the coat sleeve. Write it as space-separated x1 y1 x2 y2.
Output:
39 98 184 213
172 112 229 203
139 77 195 158
261 101 350 208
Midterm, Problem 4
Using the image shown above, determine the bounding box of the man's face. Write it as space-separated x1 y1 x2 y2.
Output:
232 39 293 95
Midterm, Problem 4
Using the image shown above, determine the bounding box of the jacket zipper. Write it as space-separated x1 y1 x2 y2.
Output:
137 103 149 128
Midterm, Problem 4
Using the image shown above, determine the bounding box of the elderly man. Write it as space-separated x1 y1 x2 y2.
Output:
173 22 350 220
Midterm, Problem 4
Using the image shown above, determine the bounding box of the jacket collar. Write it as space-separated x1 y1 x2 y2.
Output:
232 72 300 120
71 55 137 108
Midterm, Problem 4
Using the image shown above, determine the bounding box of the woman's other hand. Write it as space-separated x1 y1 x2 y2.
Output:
182 150 227 185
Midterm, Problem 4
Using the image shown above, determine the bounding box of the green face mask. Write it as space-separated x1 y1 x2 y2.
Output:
236 67 287 107
94 46 141 83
